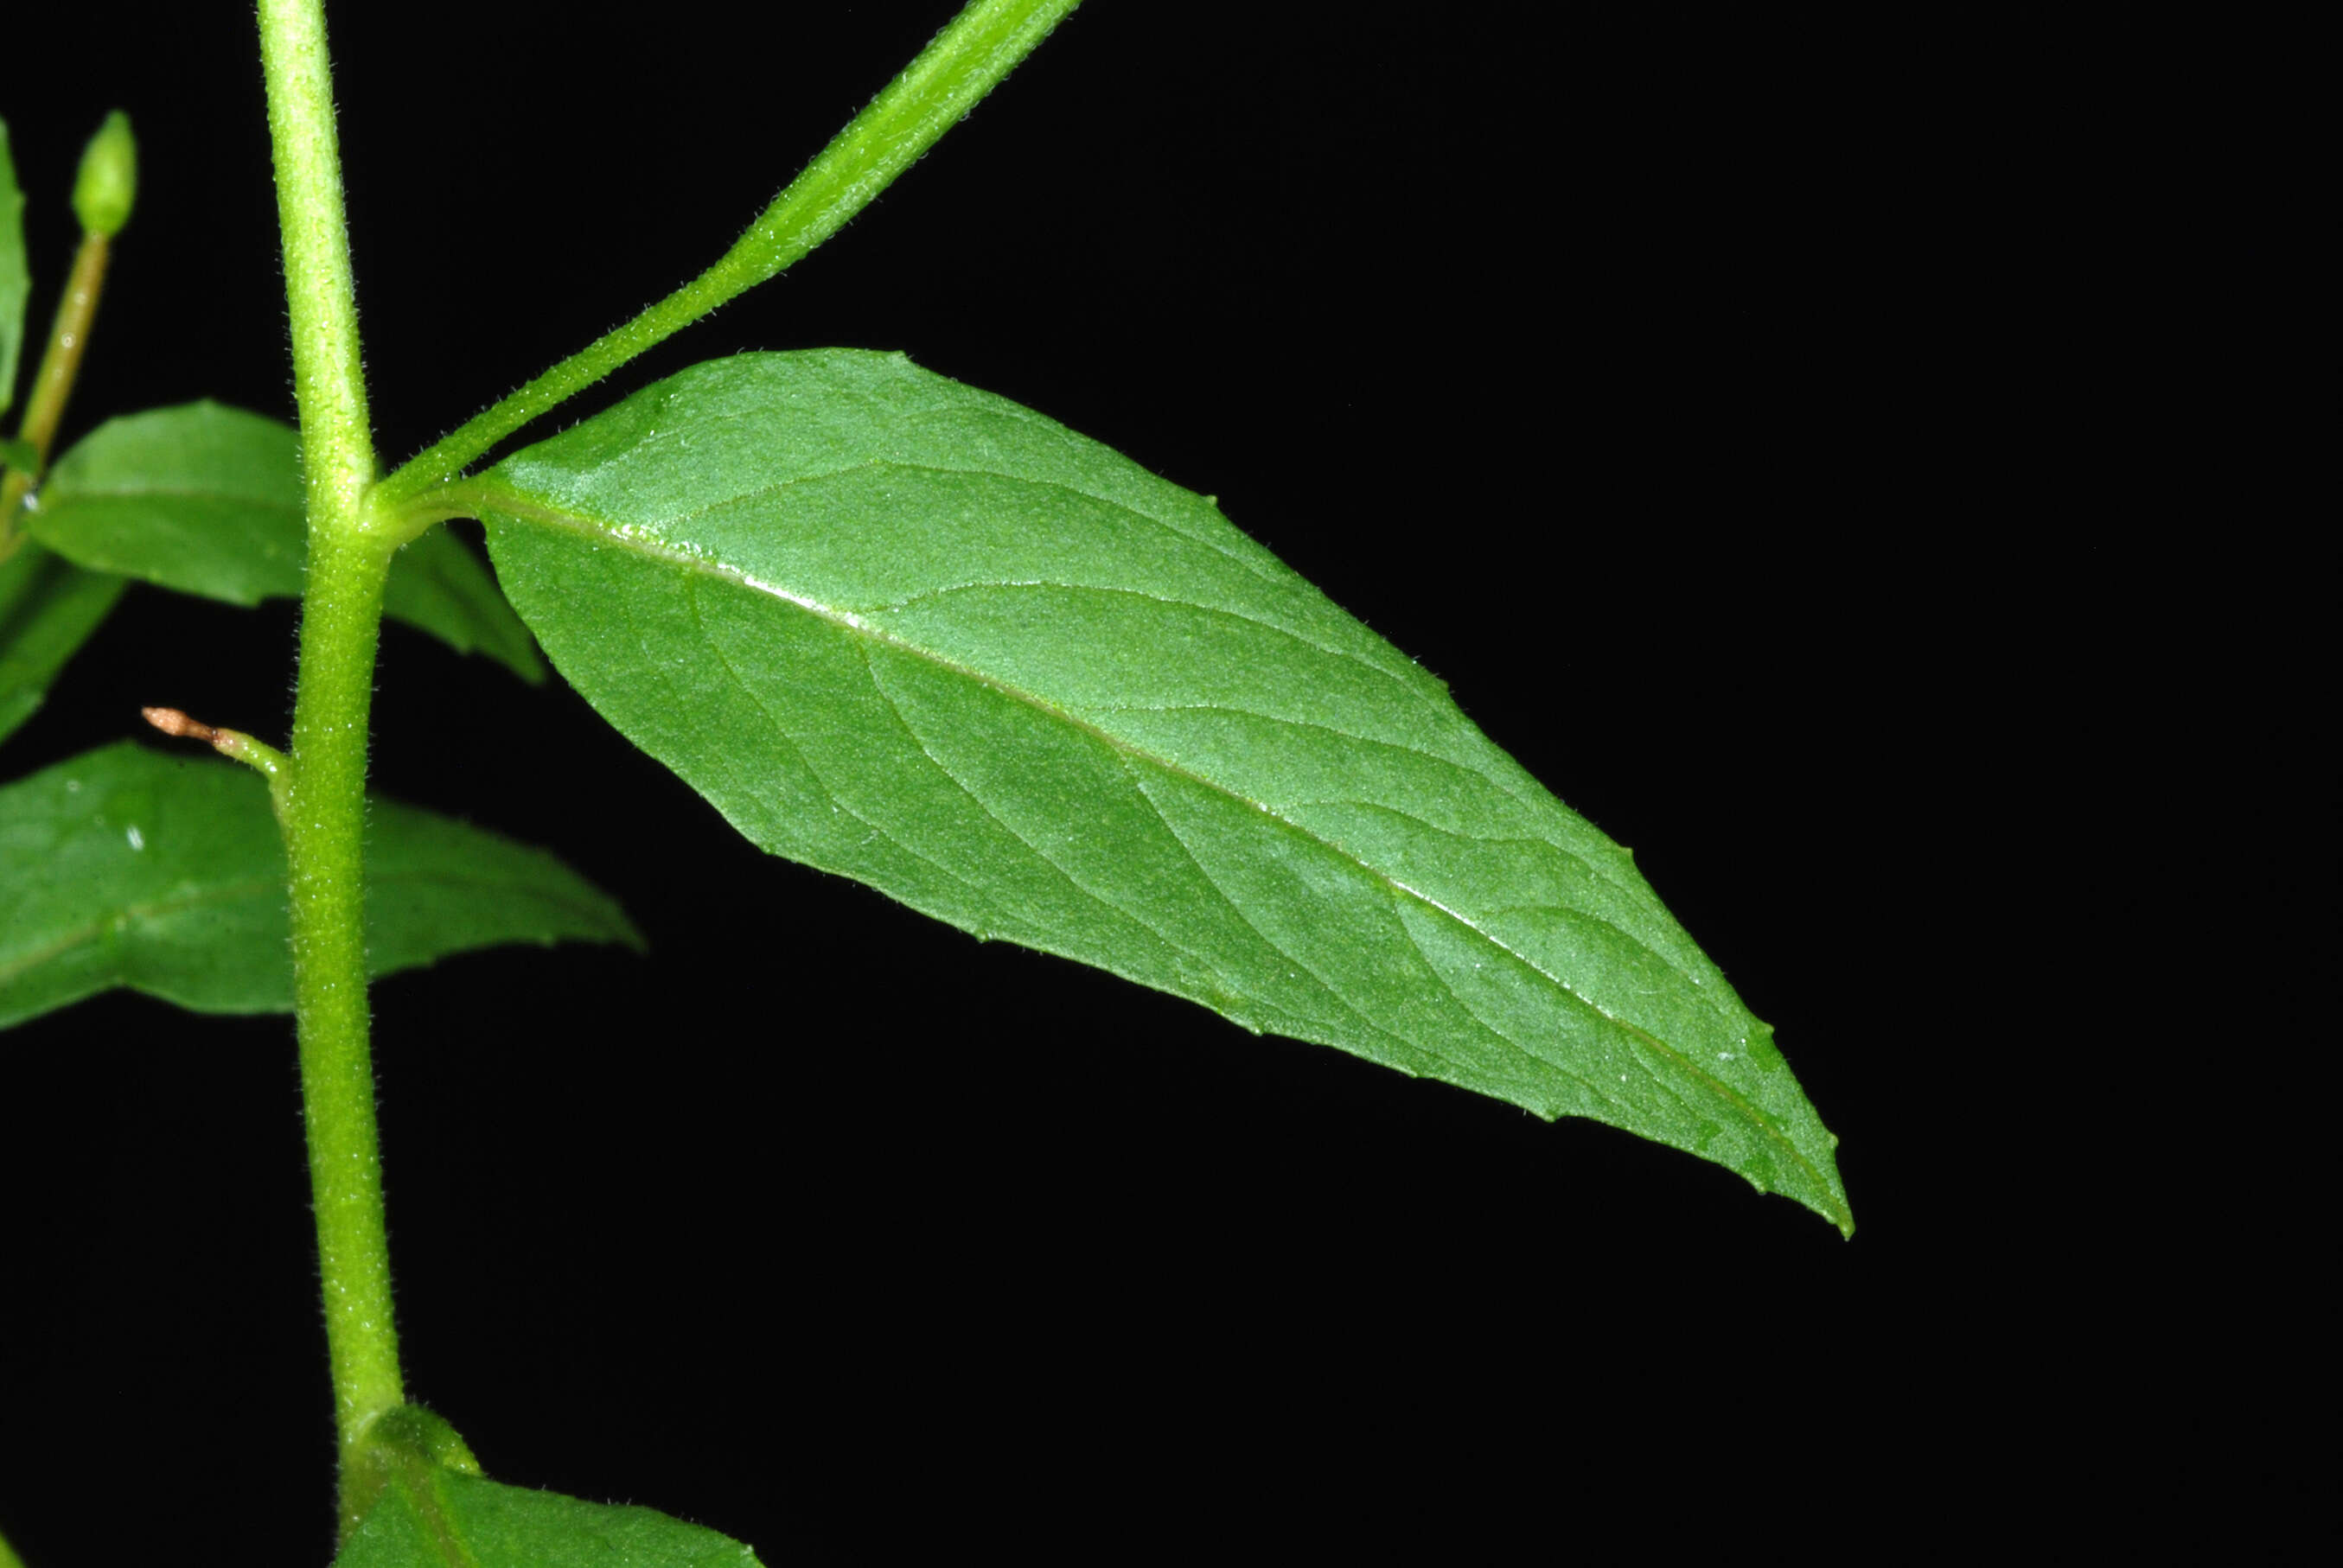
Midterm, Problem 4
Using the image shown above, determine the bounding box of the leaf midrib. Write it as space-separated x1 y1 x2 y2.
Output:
538 446 1435 698
481 481 1838 1212
604 449 1695 940
0 864 624 989
41 484 298 512
521 450 1674 920
0 874 285 989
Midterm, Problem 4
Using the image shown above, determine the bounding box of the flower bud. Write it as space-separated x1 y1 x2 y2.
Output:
73 112 137 238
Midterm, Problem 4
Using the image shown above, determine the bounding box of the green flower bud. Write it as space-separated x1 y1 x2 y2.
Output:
73 111 137 238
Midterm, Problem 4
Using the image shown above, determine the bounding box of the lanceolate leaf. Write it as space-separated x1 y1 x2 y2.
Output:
0 742 641 1029
0 540 126 747
28 402 546 680
476 350 1851 1233
0 118 26 423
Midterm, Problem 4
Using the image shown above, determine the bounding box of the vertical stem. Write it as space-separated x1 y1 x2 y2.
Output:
255 0 404 1538
258 0 376 520
287 526 402 1539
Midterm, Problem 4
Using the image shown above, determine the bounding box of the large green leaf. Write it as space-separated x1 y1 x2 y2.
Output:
0 540 126 746
0 741 640 1029
0 118 26 423
475 349 1851 1233
27 402 546 680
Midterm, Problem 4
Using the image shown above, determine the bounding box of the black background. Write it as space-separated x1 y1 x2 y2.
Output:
0 3 2321 1562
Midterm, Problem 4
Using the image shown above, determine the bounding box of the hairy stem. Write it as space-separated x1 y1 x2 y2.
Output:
255 0 404 1539
372 0 1082 511
0 231 110 558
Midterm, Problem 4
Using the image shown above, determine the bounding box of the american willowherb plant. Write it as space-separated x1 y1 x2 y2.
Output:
0 3 1848 1563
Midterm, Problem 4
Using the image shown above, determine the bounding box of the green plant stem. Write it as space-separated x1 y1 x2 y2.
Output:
286 528 402 1542
372 0 1082 514
0 230 110 559
255 0 405 1539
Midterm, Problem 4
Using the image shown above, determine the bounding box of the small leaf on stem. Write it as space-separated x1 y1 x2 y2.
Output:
334 1404 761 1565
29 402 545 680
0 541 124 747
335 1472 763 1568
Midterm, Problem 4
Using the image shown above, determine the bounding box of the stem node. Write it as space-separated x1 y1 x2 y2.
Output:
256 0 405 1537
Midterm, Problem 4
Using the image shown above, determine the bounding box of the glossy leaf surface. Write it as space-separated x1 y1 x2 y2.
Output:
0 541 125 746
29 402 545 679
0 118 24 422
477 350 1850 1232
0 742 640 1029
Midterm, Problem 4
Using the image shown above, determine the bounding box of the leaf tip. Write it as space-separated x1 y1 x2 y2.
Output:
1810 1173 1855 1240
504 638 551 685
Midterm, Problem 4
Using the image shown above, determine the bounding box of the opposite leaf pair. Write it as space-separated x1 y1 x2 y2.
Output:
9 60 1848 1242
0 119 635 1033
8 6 1849 1553
0 323 1854 1233
4 399 539 747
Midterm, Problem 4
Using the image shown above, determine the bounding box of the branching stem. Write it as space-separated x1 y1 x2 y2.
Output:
253 0 1082 1543
254 0 403 1539
372 0 1081 511
142 705 293 807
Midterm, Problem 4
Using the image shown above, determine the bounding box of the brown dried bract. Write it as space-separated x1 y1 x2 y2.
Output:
142 706 221 744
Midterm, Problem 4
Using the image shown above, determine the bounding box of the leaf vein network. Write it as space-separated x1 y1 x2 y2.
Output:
1115 755 1451 1076
855 643 1248 991
606 450 1426 692
860 577 1433 709
493 499 1830 1196
680 575 993 905
0 876 285 987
